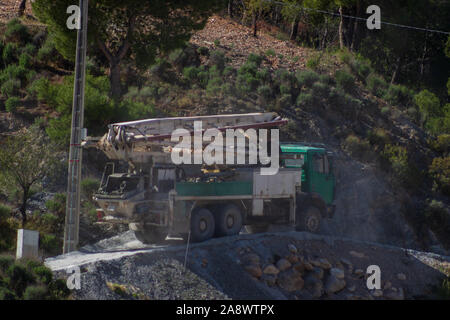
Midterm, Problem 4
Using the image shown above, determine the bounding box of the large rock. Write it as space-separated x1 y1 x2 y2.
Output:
263 264 280 275
304 274 324 298
325 275 346 294
244 264 262 278
310 267 324 280
288 244 298 254
311 258 332 270
276 259 292 272
330 268 345 280
277 270 304 292
242 253 260 265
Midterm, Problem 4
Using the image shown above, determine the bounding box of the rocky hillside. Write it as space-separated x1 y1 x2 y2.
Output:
46 231 450 300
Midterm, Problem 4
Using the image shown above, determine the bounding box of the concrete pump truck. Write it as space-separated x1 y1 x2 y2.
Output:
85 113 336 243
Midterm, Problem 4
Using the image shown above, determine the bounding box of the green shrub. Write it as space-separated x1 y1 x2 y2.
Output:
214 39 220 47
256 68 271 83
206 77 223 96
429 157 450 196
279 84 291 95
247 53 263 67
277 94 292 109
18 53 32 69
183 66 200 83
121 99 155 121
23 285 48 300
5 97 20 113
424 200 450 249
368 128 390 148
0 255 14 271
296 92 314 109
2 43 17 65
5 19 30 44
432 134 450 155
236 73 260 93
37 37 56 64
265 49 276 57
40 234 61 255
81 178 100 200
22 43 37 56
296 70 319 88
306 55 320 70
238 62 258 77
349 59 373 82
366 73 388 97
223 66 235 78
32 266 53 285
311 82 329 99
384 84 413 107
7 264 35 297
344 135 371 159
197 46 209 56
1 79 21 98
0 287 16 300
257 85 272 100
381 144 412 185
210 50 226 71
414 89 441 119
335 70 355 93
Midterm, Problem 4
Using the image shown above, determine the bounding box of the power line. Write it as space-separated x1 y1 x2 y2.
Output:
261 0 450 35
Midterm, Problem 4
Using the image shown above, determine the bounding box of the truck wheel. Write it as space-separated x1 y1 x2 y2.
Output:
134 227 167 244
191 208 215 242
215 204 243 237
296 206 321 233
245 224 269 234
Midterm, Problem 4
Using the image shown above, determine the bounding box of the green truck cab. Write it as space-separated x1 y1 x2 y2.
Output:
280 143 336 217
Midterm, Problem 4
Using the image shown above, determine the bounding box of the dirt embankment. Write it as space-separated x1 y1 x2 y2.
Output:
45 231 450 300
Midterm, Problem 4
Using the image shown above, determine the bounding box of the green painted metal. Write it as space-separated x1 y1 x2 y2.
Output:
280 143 335 206
176 181 253 197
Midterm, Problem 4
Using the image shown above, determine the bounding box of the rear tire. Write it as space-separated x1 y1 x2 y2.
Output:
296 206 322 233
191 207 215 242
215 204 243 237
134 226 167 244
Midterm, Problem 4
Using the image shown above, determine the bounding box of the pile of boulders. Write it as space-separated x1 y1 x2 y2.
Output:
239 243 406 300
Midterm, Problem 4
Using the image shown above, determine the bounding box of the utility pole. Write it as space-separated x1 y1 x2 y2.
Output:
63 0 89 254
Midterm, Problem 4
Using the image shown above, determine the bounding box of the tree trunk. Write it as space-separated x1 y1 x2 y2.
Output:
290 17 299 41
339 6 345 49
350 1 361 51
18 0 26 17
228 0 233 18
20 186 29 228
110 60 122 101
321 17 329 50
252 12 258 37
391 57 402 84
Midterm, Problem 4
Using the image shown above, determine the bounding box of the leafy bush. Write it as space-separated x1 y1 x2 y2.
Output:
210 50 226 71
311 82 329 99
0 259 70 300
429 157 450 196
37 37 56 64
22 43 37 56
247 53 263 67
344 135 371 159
206 77 223 97
2 43 17 65
256 68 271 83
424 200 450 249
265 49 276 57
335 70 355 93
306 55 320 70
0 206 15 252
5 19 30 44
414 90 441 120
197 46 209 56
277 94 292 110
39 234 61 255
81 178 100 200
257 85 272 100
121 99 155 121
349 59 373 82
432 134 450 155
19 53 32 69
296 92 314 109
381 144 413 186
5 97 20 113
366 73 388 97
368 128 390 148
384 84 413 107
296 70 319 88
1 79 21 98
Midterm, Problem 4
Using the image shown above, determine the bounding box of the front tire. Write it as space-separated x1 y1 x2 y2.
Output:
191 207 215 242
296 206 322 233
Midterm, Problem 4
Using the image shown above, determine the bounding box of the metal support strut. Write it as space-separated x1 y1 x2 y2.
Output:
63 0 89 254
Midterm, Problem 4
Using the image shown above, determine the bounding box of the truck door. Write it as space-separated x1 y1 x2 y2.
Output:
310 152 335 205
